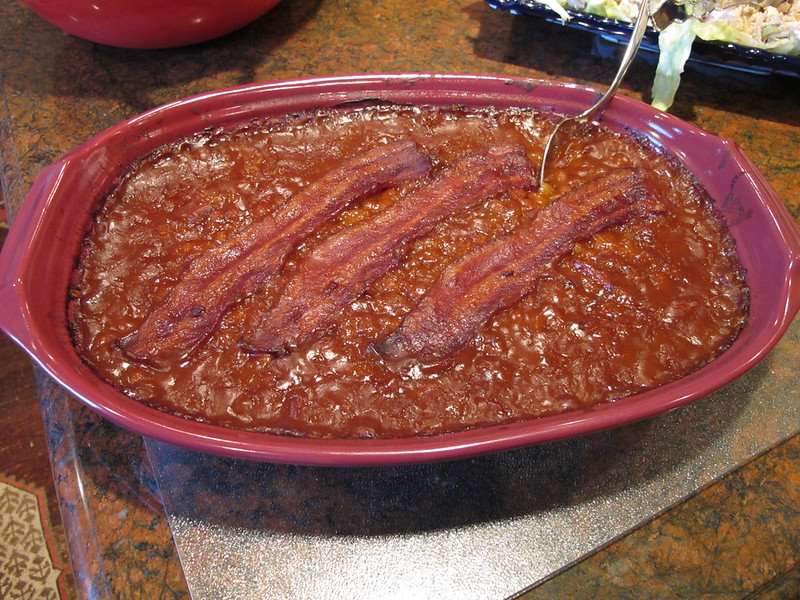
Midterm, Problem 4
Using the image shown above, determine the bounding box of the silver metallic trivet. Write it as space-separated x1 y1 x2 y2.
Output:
146 319 798 600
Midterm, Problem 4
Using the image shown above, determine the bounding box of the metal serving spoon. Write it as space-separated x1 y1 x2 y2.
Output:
538 0 668 188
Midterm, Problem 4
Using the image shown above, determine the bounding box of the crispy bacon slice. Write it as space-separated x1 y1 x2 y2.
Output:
377 168 660 362
240 144 536 356
121 140 431 367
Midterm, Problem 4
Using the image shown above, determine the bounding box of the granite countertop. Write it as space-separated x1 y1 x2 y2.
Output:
1 0 798 598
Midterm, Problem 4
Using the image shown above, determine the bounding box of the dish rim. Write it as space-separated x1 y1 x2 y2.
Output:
0 73 798 466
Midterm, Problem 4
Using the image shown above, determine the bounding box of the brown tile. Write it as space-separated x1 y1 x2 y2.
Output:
0 229 75 597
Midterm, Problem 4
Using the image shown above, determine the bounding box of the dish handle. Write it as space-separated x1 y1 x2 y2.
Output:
0 285 31 350
789 252 800 323
722 140 800 322
0 162 67 350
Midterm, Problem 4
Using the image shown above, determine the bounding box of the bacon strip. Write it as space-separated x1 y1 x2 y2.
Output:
240 144 536 356
121 140 431 367
377 168 659 362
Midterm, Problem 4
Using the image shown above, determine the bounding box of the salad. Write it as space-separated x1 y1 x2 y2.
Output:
529 0 800 108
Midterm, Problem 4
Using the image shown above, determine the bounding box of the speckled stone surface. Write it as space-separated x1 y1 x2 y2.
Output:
145 319 798 599
528 435 800 599
0 0 798 598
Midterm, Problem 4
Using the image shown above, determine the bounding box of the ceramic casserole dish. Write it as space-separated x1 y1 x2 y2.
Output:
1 74 798 466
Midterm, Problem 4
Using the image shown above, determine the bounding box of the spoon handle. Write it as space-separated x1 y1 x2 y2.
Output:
580 0 652 121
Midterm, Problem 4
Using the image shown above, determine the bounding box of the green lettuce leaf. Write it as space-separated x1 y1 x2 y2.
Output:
651 19 697 110
539 0 572 21
584 0 631 21
691 19 797 55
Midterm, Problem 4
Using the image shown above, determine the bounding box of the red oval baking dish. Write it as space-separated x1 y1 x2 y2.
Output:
1 74 799 466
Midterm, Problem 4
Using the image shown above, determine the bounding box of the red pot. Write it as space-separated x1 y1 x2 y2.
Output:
1 74 798 465
21 0 281 48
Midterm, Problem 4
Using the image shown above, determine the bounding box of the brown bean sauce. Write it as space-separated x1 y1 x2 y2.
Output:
69 106 749 438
